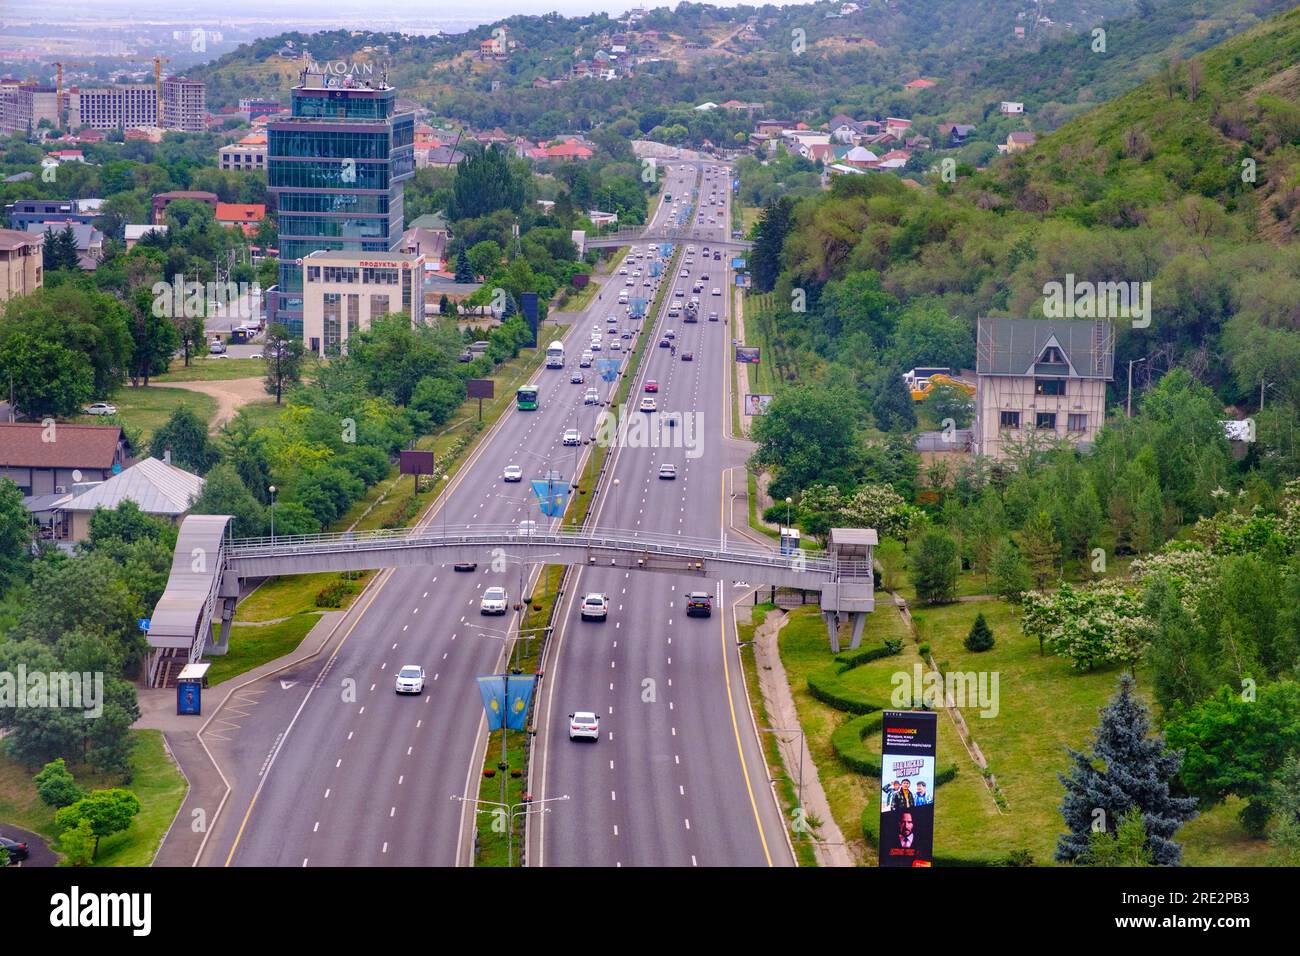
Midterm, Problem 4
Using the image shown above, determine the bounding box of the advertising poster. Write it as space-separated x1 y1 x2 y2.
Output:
745 393 773 416
735 345 761 364
879 710 938 867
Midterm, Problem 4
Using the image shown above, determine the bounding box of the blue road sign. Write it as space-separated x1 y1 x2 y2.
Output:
138 618 150 632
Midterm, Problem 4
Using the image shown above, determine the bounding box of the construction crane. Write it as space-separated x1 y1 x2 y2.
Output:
51 55 171 129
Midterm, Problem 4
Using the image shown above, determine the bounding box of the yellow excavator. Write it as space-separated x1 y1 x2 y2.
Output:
905 368 976 402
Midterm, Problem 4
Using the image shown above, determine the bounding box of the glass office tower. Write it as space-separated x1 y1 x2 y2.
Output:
267 69 415 336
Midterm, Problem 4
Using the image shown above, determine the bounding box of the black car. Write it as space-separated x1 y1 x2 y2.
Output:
686 592 713 617
1 836 30 863
453 562 478 572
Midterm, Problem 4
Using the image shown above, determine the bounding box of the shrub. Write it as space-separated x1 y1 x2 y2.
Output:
35 757 84 809
964 613 995 652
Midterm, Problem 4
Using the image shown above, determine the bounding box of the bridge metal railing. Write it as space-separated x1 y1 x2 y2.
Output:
225 523 873 579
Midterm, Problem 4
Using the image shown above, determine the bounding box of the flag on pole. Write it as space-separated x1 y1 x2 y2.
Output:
530 478 569 517
476 675 507 731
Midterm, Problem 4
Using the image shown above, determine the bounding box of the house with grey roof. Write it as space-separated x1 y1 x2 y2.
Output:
972 317 1114 460
61 455 205 542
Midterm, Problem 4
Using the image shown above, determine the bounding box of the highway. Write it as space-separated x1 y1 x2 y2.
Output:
531 164 794 866
194 164 697 866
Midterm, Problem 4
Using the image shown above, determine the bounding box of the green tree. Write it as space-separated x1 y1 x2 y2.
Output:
35 757 85 809
448 145 525 220
749 385 861 500
454 246 474 283
911 527 959 605
467 239 504 279
264 323 304 404
54 788 142 860
0 331 95 417
58 818 97 867
871 368 917 433
1057 675 1198 866
1021 510 1061 593
1164 681 1300 836
0 477 30 588
964 612 995 652
751 196 794 292
150 406 218 473
991 539 1031 604
1078 807 1155 867
190 463 267 537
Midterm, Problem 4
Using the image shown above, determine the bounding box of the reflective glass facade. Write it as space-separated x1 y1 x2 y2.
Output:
269 75 414 336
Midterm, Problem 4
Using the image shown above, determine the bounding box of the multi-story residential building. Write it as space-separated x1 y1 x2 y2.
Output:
0 81 60 136
972 317 1115 461
219 134 268 171
68 83 158 130
67 77 206 131
300 250 425 355
6 199 97 232
0 229 43 305
238 97 283 118
267 69 414 337
162 76 206 132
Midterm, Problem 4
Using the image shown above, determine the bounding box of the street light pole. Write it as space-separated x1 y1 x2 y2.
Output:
1126 357 1146 418
268 485 277 543
762 726 805 812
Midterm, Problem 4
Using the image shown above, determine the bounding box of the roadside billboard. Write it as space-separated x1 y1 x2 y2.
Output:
735 346 760 364
744 393 773 416
879 710 938 867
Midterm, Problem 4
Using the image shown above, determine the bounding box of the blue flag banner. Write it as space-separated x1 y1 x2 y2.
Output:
630 297 648 317
659 243 673 258
505 675 537 731
597 357 621 382
531 478 569 517
477 675 507 731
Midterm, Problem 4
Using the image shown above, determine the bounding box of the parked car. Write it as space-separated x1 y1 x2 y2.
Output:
83 402 117 416
0 836 30 863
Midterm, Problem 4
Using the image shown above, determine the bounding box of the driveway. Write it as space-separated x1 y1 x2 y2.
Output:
0 823 57 867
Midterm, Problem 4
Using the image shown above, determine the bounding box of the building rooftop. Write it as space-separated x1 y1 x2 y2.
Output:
0 227 43 251
304 249 424 264
0 423 123 469
976 317 1115 380
64 456 205 516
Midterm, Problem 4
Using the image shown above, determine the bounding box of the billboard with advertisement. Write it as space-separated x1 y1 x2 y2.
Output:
879 710 938 867
735 345 760 364
745 393 773 416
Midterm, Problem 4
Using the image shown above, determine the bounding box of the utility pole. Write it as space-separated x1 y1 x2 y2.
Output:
1126 357 1146 418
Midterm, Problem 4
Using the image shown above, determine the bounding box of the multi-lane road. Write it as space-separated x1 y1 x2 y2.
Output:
181 158 789 867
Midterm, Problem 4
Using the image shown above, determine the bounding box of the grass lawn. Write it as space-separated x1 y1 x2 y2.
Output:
154 357 268 382
74 386 217 446
205 613 324 686
0 729 186 866
736 603 817 866
231 399 284 432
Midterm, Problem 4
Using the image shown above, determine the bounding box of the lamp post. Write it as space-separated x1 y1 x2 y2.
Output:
441 473 450 538
451 793 569 867
761 725 805 813
268 485 277 543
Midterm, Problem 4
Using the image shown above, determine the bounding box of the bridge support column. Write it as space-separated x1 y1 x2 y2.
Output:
207 597 236 657
823 611 841 654
848 611 868 650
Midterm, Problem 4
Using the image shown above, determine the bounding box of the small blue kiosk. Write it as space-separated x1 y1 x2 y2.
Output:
176 663 210 716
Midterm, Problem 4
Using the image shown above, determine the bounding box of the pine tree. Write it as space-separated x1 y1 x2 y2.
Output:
992 539 1030 604
1021 509 1061 592
964 612 995 652
455 246 474 283
1056 674 1198 865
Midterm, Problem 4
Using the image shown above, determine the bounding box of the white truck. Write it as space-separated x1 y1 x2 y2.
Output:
545 341 565 368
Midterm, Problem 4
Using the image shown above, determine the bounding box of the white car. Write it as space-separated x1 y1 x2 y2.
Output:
589 339 601 351
712 288 722 296
658 463 677 480
563 428 582 446
610 341 622 351
503 464 523 482
394 665 425 694
480 586 508 615
83 402 117 416
580 592 609 621
518 520 538 536
569 711 600 741
640 397 657 412
580 352 593 367
584 387 600 405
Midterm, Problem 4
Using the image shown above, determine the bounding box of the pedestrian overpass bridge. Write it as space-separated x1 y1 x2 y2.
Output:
575 227 753 255
145 517 876 686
